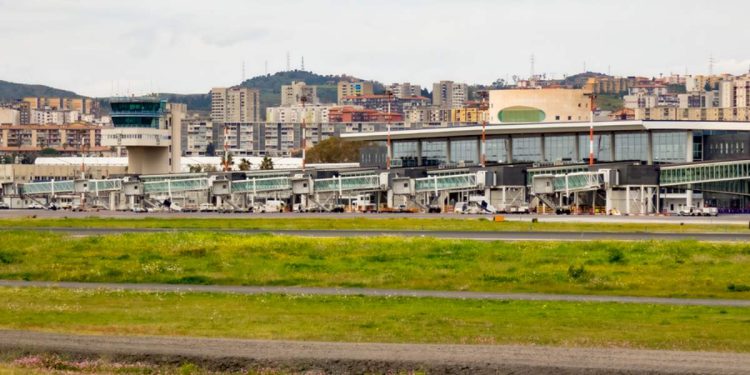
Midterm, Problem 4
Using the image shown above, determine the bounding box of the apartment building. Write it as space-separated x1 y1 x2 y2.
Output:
328 106 402 122
0 123 107 154
210 87 260 123
583 76 634 94
388 82 422 98
636 107 750 121
22 97 96 115
340 94 429 115
280 81 319 106
432 81 468 108
181 115 213 156
29 108 79 125
266 104 332 123
212 122 264 156
0 108 20 125
337 81 374 103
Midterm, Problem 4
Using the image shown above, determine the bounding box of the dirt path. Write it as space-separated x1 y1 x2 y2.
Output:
2 330 749 374
1 280 749 307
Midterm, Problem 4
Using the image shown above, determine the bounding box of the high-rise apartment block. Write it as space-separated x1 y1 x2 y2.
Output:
388 83 422 98
337 81 374 103
281 81 319 106
432 81 468 108
210 87 260 123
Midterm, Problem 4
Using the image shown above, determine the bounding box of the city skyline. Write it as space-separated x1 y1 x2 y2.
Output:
2 0 750 97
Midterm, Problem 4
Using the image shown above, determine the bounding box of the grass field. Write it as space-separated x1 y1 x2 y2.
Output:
1 287 748 352
1 232 750 299
0 216 746 233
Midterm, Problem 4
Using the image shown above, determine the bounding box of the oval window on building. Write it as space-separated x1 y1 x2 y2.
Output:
497 106 546 123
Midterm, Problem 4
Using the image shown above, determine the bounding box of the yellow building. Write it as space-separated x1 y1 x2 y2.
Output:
450 107 489 123
488 88 591 124
584 77 633 94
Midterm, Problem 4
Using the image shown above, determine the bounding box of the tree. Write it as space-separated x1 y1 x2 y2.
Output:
188 164 203 173
40 148 59 156
305 137 369 163
238 158 252 171
206 143 216 156
260 156 274 170
704 82 712 92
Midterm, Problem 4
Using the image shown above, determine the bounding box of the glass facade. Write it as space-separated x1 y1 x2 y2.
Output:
615 132 648 161
450 138 478 164
653 132 687 163
512 136 542 162
544 134 576 162
422 140 447 166
392 140 418 167
110 100 165 129
578 134 612 162
486 137 508 163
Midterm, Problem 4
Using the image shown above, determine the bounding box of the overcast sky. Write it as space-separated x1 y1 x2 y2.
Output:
1 0 749 97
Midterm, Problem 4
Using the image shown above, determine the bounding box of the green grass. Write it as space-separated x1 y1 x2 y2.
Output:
2 232 750 299
1 287 749 352
0 216 746 233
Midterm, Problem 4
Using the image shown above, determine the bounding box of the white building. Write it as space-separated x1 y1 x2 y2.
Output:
210 87 260 123
266 104 332 123
280 81 319 107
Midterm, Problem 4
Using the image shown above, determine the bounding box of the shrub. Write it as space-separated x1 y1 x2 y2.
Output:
607 248 626 264
727 283 750 292
568 264 591 281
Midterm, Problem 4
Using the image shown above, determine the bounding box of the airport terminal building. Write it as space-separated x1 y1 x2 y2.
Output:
345 120 750 213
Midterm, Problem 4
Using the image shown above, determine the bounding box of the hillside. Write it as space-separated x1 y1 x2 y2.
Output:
0 80 80 101
156 93 210 112
239 70 386 112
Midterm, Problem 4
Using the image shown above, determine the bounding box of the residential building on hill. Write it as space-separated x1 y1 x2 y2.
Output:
337 81 374 104
210 87 260 123
432 81 468 108
280 81 319 106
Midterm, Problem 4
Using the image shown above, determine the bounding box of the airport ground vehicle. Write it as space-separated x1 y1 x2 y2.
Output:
678 206 719 216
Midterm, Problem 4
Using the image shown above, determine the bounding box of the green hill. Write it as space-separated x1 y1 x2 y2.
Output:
239 70 386 114
0 80 80 101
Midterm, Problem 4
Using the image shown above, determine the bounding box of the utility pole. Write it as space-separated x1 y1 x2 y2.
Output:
479 91 489 167
301 96 307 171
587 94 597 166
385 90 393 170
223 125 230 171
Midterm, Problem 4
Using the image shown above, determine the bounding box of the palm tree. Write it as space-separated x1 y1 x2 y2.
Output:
238 158 252 171
260 156 274 170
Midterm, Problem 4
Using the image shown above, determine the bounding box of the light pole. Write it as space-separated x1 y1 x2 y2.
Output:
300 95 308 171
478 90 489 167
385 90 393 170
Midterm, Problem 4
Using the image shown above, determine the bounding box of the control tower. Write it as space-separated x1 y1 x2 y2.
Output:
102 97 185 174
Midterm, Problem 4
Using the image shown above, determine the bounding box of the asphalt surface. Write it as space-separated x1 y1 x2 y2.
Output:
2 280 748 307
2 330 749 374
3 225 749 242
3 208 750 225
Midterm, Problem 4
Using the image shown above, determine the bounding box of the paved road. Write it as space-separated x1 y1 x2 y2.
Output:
2 330 749 374
3 280 748 307
2 208 750 225
3 225 749 242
